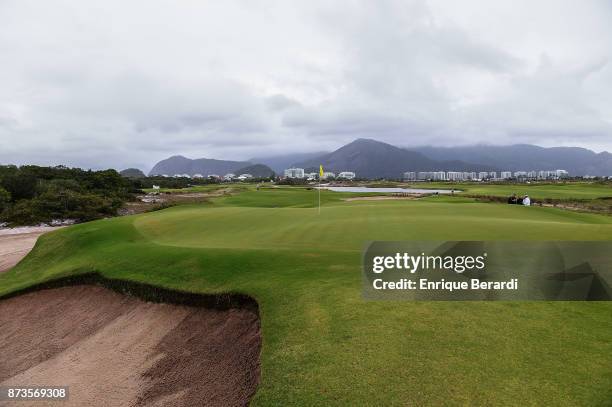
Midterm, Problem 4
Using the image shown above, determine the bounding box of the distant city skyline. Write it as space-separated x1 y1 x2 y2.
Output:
1 0 611 171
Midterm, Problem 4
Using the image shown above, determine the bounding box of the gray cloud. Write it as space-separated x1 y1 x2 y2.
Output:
0 0 611 171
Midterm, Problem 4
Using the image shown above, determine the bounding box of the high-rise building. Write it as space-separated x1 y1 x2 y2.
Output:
403 172 416 181
446 171 464 181
418 171 446 180
284 168 305 178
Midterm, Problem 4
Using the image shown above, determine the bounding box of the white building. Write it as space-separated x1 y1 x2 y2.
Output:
538 170 550 179
223 173 236 181
500 171 512 179
338 171 356 180
489 172 497 179
192 173 204 179
417 171 446 181
434 171 446 180
322 172 335 179
237 174 253 181
446 171 464 181
403 172 416 181
284 168 305 178
478 172 489 180
535 170 569 179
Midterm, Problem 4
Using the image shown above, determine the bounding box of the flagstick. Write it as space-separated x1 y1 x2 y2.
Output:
318 176 321 215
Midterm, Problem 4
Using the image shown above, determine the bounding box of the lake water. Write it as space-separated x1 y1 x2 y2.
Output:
320 186 456 194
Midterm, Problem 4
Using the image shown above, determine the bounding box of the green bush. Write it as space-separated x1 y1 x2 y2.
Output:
0 186 10 216
0 165 133 226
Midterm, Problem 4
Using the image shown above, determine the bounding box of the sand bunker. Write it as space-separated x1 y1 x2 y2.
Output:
0 227 59 273
0 284 261 406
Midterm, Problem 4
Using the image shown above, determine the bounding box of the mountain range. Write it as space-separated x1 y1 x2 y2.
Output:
292 139 496 178
250 152 327 174
148 139 612 178
120 168 146 178
233 164 276 178
412 144 612 176
149 156 252 177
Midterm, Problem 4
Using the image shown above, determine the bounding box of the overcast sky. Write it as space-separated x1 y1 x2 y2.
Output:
1 0 611 171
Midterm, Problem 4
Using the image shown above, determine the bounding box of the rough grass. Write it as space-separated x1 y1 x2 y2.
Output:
1 188 611 406
142 184 243 194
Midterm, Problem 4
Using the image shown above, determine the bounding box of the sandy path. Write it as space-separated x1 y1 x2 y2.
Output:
0 285 261 406
0 227 59 273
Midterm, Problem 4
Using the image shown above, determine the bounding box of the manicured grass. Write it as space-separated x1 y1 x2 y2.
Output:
136 200 612 251
214 187 383 208
1 189 611 406
406 181 612 200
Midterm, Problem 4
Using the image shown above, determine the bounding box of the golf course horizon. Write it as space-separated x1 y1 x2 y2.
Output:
2 187 611 405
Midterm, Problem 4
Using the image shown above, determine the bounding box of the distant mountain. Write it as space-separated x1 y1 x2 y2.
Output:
148 139 612 180
294 139 496 179
149 155 252 177
250 152 328 174
120 168 146 178
234 164 275 178
413 144 612 176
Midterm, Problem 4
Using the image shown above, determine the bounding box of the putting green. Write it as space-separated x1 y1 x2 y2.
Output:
135 200 612 251
1 191 611 406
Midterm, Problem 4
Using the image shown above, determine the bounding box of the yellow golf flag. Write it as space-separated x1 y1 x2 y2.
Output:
319 165 324 177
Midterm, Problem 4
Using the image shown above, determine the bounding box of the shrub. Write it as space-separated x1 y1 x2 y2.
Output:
0 165 133 225
0 187 10 210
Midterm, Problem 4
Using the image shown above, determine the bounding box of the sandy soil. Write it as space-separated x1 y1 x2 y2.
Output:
119 189 232 216
0 285 261 406
0 227 60 273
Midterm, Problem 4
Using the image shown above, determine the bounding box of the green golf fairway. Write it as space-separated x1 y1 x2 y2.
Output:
408 182 612 200
2 189 611 406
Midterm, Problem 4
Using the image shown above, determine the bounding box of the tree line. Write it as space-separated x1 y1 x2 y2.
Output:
0 165 280 226
0 165 137 226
